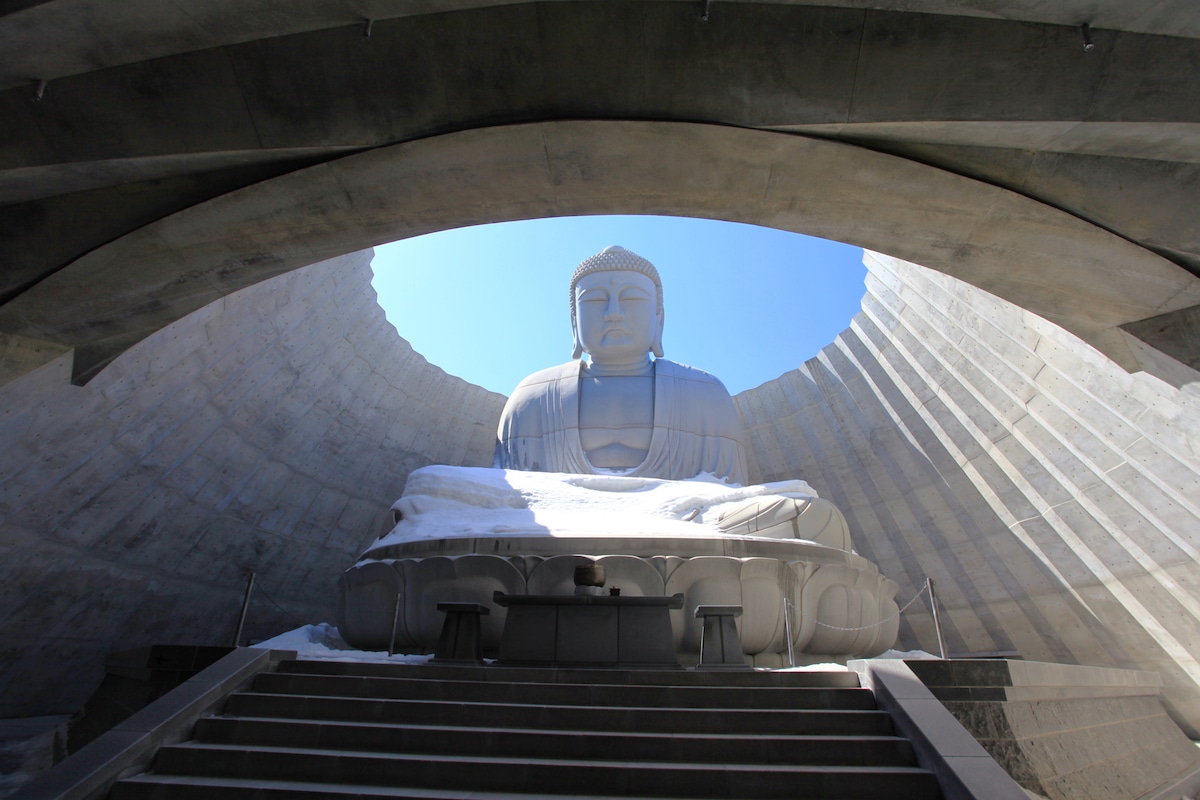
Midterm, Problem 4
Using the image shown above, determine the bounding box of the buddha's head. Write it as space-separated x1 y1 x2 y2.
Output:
570 246 665 363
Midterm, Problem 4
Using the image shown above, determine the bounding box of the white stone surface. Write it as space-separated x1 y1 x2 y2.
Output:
496 359 749 485
338 465 896 662
340 547 899 663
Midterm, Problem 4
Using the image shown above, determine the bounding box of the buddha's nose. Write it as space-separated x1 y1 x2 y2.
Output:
605 296 623 320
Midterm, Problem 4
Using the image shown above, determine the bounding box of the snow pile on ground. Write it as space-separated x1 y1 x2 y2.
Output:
253 624 937 668
875 648 943 660
374 464 819 545
252 623 433 664
777 649 940 672
776 662 851 672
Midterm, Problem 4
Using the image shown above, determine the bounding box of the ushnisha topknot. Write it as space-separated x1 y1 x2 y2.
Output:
569 246 664 333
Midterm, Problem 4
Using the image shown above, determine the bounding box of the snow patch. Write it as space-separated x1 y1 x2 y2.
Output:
252 624 433 665
376 465 819 546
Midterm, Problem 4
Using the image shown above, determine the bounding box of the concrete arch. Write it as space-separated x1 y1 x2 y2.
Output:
1 120 1195 383
3 0 1200 776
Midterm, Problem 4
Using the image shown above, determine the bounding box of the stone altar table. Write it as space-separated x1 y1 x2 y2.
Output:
493 592 684 669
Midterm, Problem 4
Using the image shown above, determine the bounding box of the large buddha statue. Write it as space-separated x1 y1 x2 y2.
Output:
337 246 899 666
495 245 749 485
495 245 850 544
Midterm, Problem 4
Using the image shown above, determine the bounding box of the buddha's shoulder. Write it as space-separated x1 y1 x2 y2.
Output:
510 361 580 391
499 362 580 437
656 359 732 393
502 362 580 415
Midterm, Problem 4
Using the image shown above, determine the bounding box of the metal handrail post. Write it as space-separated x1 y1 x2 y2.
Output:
927 577 948 659
233 571 256 647
388 593 402 656
784 598 796 668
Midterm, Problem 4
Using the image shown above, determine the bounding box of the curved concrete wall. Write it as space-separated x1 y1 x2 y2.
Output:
0 250 504 717
737 251 1200 733
4 240 1200 738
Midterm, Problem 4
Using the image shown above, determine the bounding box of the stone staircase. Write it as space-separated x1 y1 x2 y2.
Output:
109 659 943 799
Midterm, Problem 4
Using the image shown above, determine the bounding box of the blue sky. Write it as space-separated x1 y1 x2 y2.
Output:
370 215 867 396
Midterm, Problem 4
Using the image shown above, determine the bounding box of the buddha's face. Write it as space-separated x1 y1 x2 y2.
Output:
574 269 660 365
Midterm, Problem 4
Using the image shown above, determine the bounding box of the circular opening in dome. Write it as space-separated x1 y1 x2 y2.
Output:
371 215 866 395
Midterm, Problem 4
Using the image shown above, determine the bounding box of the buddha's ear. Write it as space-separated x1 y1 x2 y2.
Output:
651 311 665 358
572 328 584 360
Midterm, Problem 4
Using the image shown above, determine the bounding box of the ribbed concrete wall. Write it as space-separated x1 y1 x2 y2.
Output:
0 251 504 718
737 251 1200 733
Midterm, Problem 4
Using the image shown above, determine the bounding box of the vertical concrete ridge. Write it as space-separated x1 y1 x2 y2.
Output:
0 250 506 719
851 256 1193 670
737 250 1200 733
872 252 1200 651
835 309 1104 671
819 316 1041 660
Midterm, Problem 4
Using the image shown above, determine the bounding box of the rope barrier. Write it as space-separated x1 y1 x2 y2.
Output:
252 579 311 627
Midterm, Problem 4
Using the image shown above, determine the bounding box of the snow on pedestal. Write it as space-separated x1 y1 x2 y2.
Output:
337 466 899 667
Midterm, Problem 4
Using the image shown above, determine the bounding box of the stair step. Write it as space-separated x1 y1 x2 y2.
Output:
276 660 862 688
114 773 932 800
252 672 876 710
147 744 940 799
110 659 941 800
223 693 897 735
194 717 916 766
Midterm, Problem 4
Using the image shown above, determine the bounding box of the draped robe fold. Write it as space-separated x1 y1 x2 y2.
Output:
493 359 749 486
